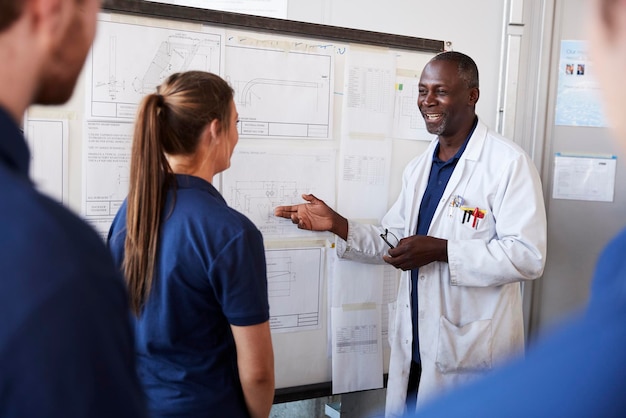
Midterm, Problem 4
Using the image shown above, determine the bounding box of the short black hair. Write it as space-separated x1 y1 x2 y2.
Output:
0 0 24 32
431 51 479 89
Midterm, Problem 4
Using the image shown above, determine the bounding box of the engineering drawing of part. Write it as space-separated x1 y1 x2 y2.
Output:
93 35 126 101
230 181 300 221
109 167 130 200
132 35 219 95
266 256 295 297
399 85 422 128
239 78 321 107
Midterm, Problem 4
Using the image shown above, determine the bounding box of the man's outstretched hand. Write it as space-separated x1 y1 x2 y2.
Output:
274 194 348 240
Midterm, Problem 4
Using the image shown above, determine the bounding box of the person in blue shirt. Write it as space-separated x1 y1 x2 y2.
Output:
107 71 275 418
401 0 626 416
0 0 146 416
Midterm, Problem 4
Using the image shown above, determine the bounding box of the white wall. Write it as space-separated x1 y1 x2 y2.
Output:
288 0 506 130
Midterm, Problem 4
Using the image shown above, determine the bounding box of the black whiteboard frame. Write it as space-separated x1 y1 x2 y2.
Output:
101 0 442 403
102 0 445 53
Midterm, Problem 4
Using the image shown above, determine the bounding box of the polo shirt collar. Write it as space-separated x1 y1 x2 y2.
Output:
0 107 30 179
432 116 478 164
175 174 225 203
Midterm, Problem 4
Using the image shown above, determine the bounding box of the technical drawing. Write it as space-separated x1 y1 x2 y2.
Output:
224 44 333 138
392 76 434 141
397 84 422 129
227 180 304 235
25 119 67 204
266 255 295 298
95 34 220 101
266 248 323 333
132 35 220 95
221 147 336 239
89 20 222 119
85 164 129 207
238 78 323 109
100 36 125 101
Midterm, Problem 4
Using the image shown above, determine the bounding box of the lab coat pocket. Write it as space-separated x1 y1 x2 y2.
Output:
435 316 493 374
452 206 493 240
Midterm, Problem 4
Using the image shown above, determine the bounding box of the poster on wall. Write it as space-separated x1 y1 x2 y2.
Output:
555 40 607 127
552 153 616 202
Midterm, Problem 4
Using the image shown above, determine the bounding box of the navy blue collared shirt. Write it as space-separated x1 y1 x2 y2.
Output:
411 117 477 363
0 107 146 417
108 174 269 417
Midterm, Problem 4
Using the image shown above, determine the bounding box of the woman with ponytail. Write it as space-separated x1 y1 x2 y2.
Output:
107 71 274 418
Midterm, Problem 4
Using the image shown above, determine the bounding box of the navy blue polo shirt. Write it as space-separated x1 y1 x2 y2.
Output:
0 107 146 417
108 174 269 418
411 118 477 363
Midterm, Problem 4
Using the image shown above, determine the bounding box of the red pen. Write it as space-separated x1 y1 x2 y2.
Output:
471 207 485 228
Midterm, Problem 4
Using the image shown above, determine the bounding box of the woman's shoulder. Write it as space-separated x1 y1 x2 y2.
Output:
175 187 261 236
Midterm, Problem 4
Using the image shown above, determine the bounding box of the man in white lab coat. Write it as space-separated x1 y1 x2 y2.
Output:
274 51 547 417
401 2 626 416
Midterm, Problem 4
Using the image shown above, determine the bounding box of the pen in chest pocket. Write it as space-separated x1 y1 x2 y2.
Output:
448 195 465 217
460 206 486 228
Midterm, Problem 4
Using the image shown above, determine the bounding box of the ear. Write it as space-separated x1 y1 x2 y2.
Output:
208 118 222 142
469 87 479 105
615 0 626 39
597 0 626 36
27 0 70 47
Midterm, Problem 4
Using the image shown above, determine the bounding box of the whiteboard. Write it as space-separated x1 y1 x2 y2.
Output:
26 0 444 400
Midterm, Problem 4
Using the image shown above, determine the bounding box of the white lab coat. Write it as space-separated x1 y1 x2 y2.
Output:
335 119 547 417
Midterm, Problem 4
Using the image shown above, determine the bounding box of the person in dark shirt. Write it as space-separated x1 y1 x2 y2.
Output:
107 71 275 418
0 0 146 416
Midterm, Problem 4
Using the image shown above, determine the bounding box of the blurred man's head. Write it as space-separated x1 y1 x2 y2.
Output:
587 0 626 142
0 0 101 109
37 0 101 105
